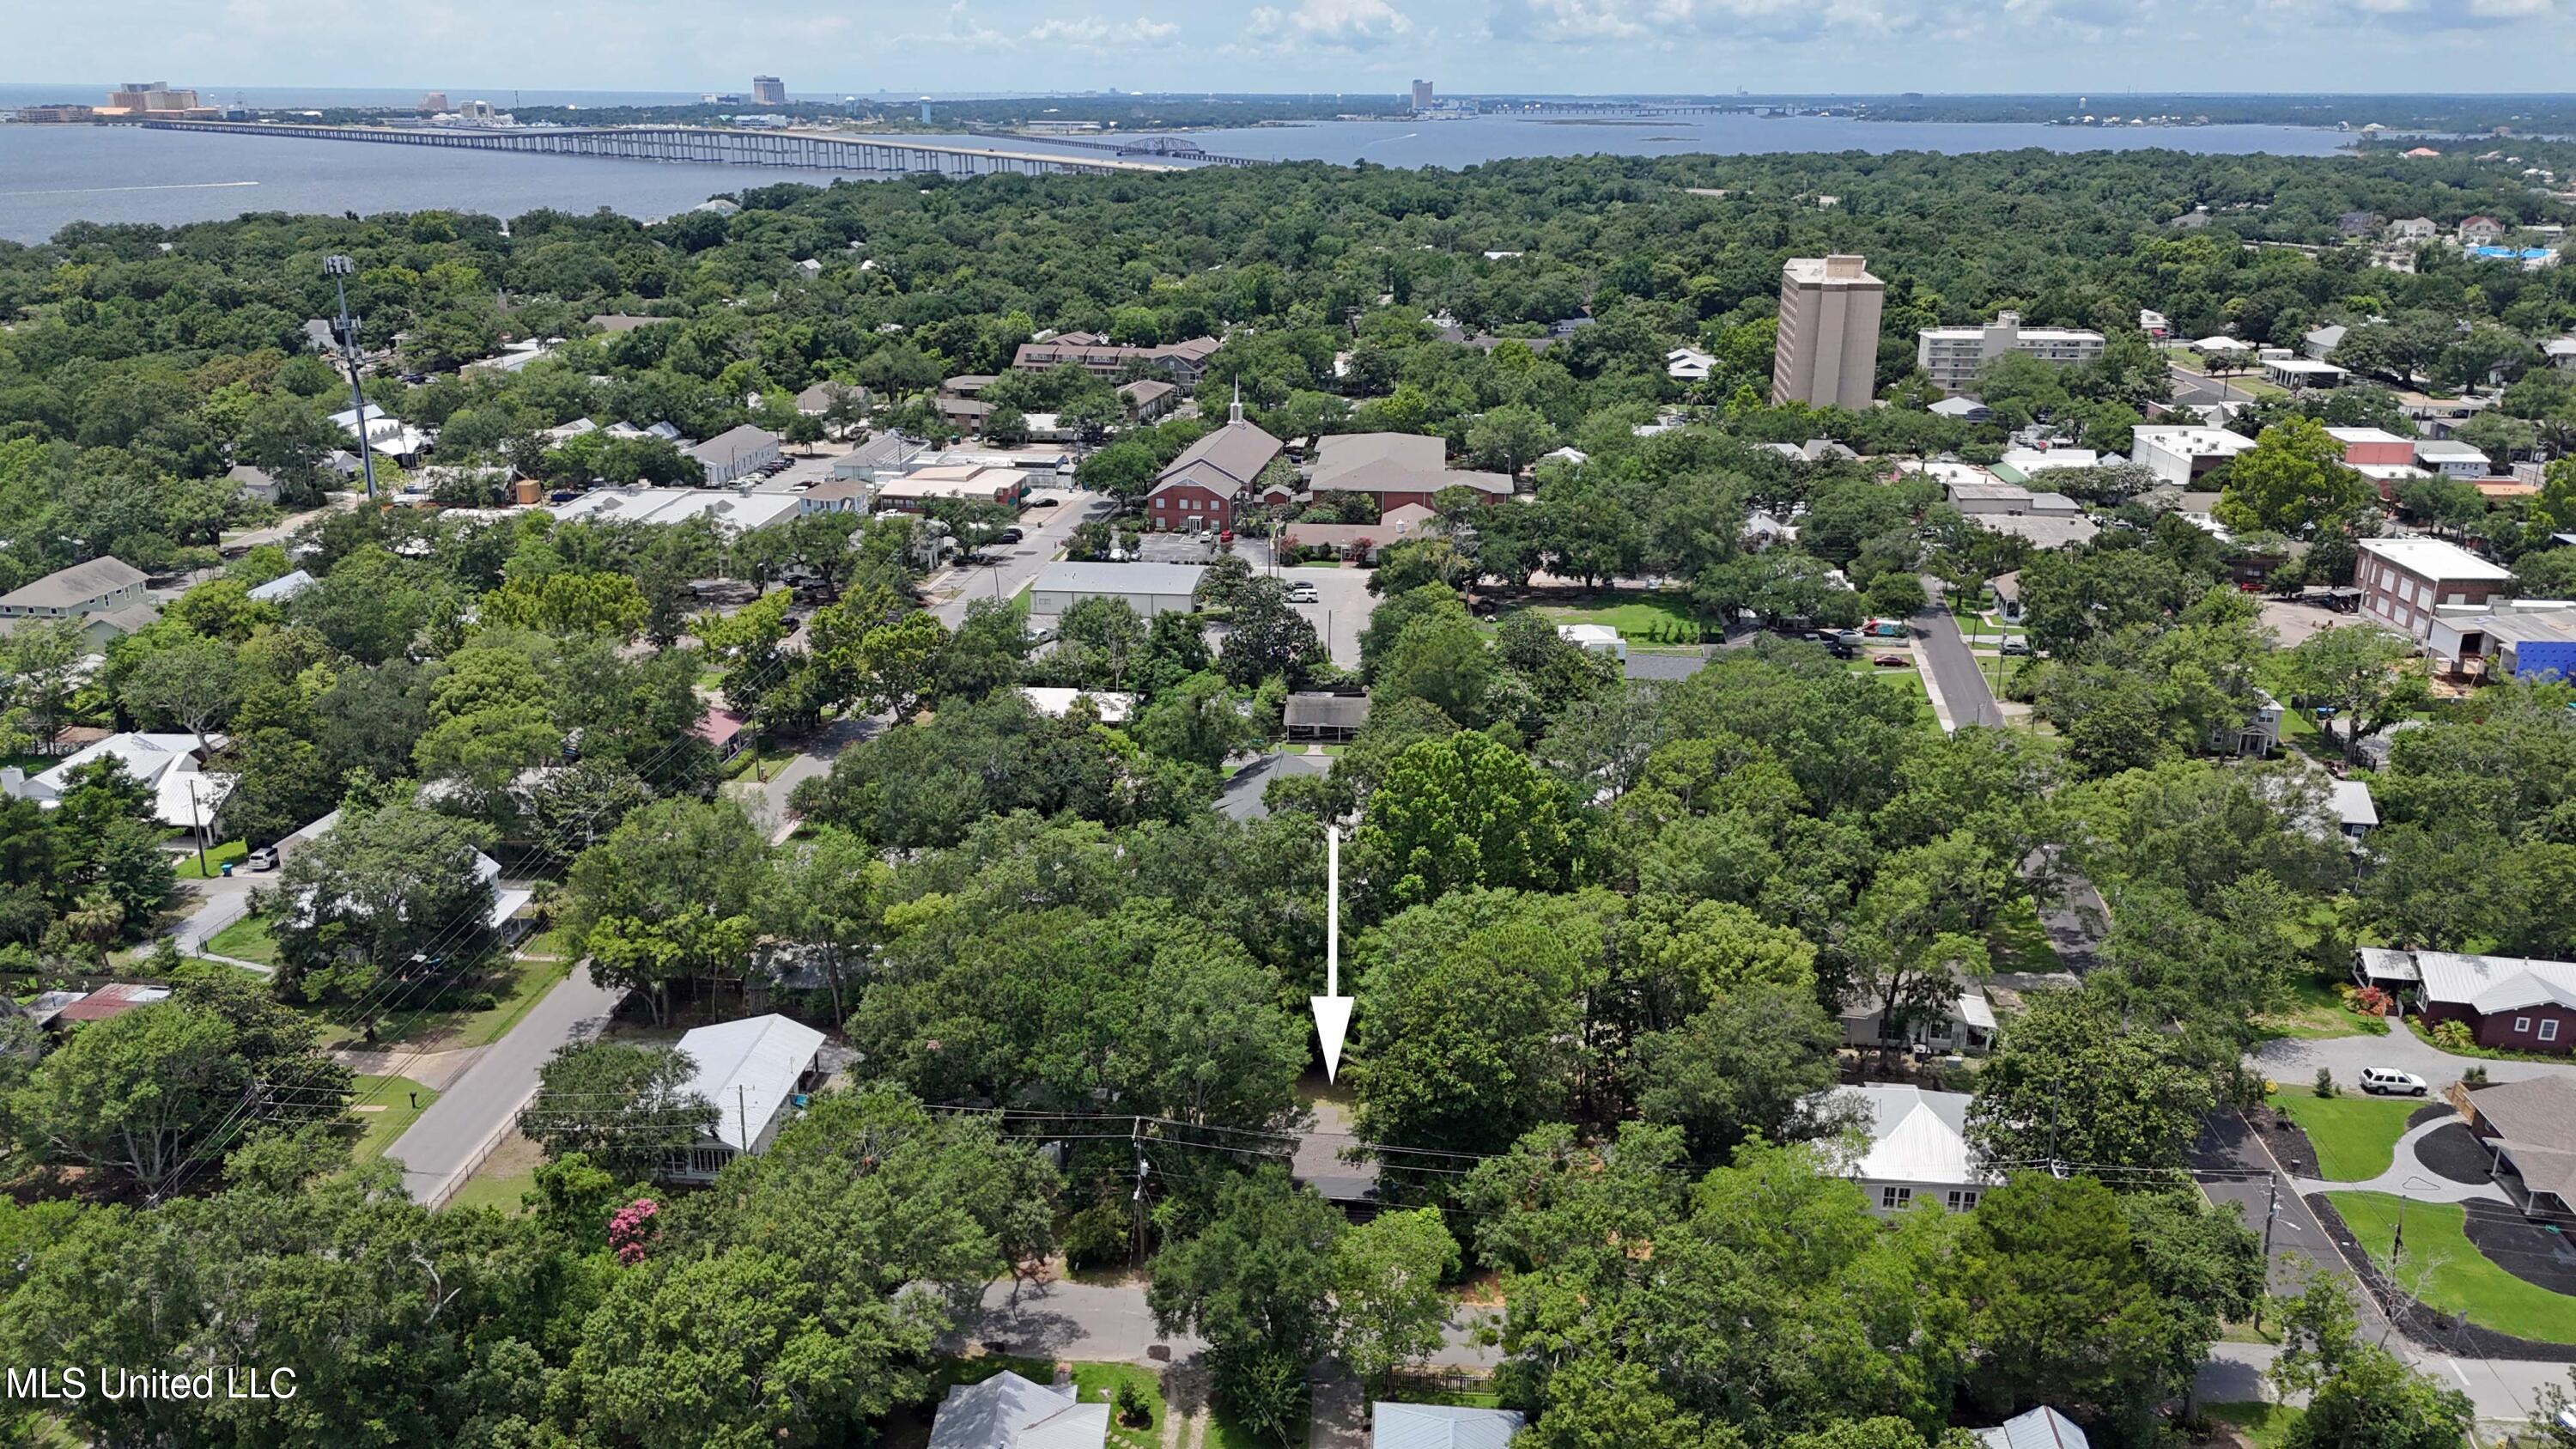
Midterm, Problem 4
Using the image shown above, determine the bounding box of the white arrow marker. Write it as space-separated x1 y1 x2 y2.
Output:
1309 823 1354 1082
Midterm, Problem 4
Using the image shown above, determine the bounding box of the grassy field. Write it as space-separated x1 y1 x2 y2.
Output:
2265 1090 2422 1181
2202 1402 2303 1448
172 839 248 879
206 914 282 966
2327 1191 2576 1343
1527 593 1711 645
347 1074 436 1161
2256 975 2388 1041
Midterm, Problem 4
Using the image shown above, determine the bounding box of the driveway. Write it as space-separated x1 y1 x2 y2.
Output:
2254 1029 2576 1092
1915 609 2003 731
384 965 626 1206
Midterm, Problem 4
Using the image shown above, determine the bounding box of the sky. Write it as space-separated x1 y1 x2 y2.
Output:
10 0 2576 97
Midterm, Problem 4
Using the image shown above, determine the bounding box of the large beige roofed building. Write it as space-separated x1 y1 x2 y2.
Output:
1772 255 1885 410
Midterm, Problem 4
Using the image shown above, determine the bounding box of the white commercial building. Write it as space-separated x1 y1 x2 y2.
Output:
2129 424 2257 487
2262 356 2349 390
2413 438 2492 478
1771 254 1886 410
687 424 783 484
1027 562 1207 619
550 487 801 532
1915 311 2105 394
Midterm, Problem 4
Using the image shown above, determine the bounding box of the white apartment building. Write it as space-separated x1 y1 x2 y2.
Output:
1771 254 1886 411
1915 311 2105 394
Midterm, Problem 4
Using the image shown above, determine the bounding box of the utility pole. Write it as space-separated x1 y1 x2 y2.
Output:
2253 1173 2280 1331
323 255 378 502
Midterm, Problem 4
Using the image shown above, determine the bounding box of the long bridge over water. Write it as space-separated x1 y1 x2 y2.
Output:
139 119 1256 178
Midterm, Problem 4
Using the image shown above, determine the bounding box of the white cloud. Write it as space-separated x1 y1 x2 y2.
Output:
1028 14 1182 44
1245 0 1417 49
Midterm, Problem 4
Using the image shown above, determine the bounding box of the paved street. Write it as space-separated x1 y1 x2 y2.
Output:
1916 608 2004 731
2254 1028 2576 1090
927 485 1115 627
961 1273 1500 1369
385 965 626 1206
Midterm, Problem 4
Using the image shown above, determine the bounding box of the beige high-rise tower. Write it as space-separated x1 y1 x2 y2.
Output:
1771 254 1886 410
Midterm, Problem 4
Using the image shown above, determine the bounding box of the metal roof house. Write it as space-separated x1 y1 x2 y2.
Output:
2352 948 2576 1053
665 1014 828 1183
928 1369 1108 1449
1828 1083 1997 1215
1372 1402 1526 1449
1978 1406 2090 1449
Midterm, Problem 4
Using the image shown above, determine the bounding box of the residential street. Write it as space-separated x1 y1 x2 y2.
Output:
2254 1029 2576 1088
1916 608 2004 731
384 965 626 1206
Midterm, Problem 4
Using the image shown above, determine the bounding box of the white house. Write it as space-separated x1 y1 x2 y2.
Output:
2412 438 2491 478
0 732 234 833
1373 1402 1526 1449
1019 687 1135 724
687 424 784 485
665 1014 827 1183
1665 346 1717 381
1555 622 1627 662
1979 1406 2090 1449
1830 1083 1997 1215
247 569 317 604
928 1370 1108 1449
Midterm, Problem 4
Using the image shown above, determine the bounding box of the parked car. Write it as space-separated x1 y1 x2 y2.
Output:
1873 653 1909 667
2001 638 2032 656
1028 496 1059 507
1286 582 1320 603
2359 1067 2429 1097
997 527 1024 545
1826 642 1856 660
245 846 279 873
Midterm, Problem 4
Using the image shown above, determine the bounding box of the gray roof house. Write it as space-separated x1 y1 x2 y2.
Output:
1285 692 1370 741
687 424 783 484
1373 1402 1527 1449
0 557 149 619
226 463 283 504
928 1370 1108 1449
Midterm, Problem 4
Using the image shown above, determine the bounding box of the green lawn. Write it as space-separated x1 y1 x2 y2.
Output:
206 914 282 966
370 955 572 1050
2265 1090 2421 1181
1527 593 1711 645
2256 975 2390 1041
172 839 248 879
721 742 795 782
934 1359 1163 1448
347 1074 435 1161
443 1168 536 1215
2203 1402 2303 1449
2326 1191 2576 1344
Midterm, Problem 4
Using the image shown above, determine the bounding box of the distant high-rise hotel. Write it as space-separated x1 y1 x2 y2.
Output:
419 92 451 113
105 82 200 113
751 76 787 107
1771 254 1886 411
1411 79 1434 110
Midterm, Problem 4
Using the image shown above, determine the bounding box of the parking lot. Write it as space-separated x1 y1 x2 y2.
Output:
1232 539 1373 669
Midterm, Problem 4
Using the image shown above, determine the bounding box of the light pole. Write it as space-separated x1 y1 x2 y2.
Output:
2392 1174 2440 1263
323 255 378 502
